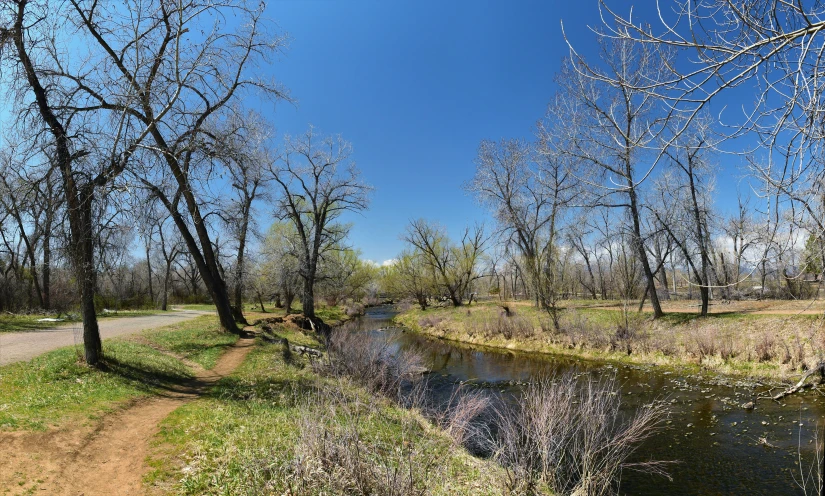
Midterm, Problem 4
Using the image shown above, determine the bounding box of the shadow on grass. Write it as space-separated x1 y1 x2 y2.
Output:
102 355 195 396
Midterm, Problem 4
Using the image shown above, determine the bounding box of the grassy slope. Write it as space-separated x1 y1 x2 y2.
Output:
0 316 236 430
394 300 825 382
146 327 505 495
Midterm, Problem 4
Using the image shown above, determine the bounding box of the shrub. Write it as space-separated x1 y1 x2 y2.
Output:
494 373 671 495
755 333 777 362
418 315 443 329
318 328 426 401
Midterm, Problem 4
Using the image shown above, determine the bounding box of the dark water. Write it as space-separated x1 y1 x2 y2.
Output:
355 306 824 495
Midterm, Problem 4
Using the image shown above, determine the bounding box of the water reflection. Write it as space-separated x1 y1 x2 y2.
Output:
352 306 822 495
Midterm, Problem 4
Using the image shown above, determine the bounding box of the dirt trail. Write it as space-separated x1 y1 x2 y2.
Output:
0 335 255 495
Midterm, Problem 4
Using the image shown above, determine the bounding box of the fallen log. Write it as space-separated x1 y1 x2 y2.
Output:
291 344 323 357
260 333 323 357
770 361 825 401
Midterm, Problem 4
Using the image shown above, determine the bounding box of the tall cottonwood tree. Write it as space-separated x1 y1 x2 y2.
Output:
214 112 272 322
653 121 717 315
269 128 371 319
0 0 153 364
59 0 289 333
553 38 673 318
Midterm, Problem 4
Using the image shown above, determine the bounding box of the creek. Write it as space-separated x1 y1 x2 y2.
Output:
354 306 825 495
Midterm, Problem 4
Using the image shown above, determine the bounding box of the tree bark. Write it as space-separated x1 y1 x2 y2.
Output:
145 244 154 307
628 187 664 318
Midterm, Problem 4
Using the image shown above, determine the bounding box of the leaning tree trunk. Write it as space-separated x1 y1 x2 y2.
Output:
628 186 664 318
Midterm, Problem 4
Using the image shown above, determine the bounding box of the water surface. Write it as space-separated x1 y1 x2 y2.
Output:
355 306 824 495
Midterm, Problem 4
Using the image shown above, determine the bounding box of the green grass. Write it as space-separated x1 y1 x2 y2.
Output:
146 336 505 495
140 316 238 369
0 341 192 430
170 304 218 312
0 316 239 431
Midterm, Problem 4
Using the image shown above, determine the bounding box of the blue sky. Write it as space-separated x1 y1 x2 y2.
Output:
257 0 750 263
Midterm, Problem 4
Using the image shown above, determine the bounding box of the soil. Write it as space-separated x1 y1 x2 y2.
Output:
0 334 255 495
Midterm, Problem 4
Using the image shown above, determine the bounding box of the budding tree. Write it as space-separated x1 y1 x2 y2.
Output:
269 128 371 320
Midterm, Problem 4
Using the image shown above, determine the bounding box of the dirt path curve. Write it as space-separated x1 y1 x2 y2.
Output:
0 335 256 495
0 310 209 366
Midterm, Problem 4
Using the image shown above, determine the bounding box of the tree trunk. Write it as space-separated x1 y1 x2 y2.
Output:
162 260 172 311
42 212 52 311
146 244 154 307
78 191 102 364
301 266 316 318
284 291 295 314
699 286 709 316
628 187 664 318
233 206 250 325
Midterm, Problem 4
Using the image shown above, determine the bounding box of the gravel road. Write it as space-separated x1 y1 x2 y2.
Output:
0 310 208 366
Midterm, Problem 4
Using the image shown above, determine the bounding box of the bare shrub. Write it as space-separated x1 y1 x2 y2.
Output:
318 329 426 400
791 334 808 369
561 311 609 349
755 333 777 362
435 387 494 453
538 317 554 334
494 372 671 495
480 315 535 340
718 334 740 362
795 422 825 496
280 391 443 495
344 302 366 317
418 315 443 329
690 327 716 360
650 333 677 356
610 325 636 355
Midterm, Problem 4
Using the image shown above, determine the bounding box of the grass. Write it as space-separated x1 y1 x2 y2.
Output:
170 304 218 312
0 341 191 430
0 309 161 333
140 316 238 369
393 300 825 382
174 301 350 325
145 328 505 495
0 316 237 431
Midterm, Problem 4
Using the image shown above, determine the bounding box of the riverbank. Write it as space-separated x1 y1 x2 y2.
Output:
146 318 507 495
392 300 825 384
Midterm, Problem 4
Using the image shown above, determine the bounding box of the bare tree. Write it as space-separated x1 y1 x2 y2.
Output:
55 0 289 334
403 220 486 307
0 0 151 364
214 111 272 323
552 37 673 318
269 128 371 320
468 136 576 327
